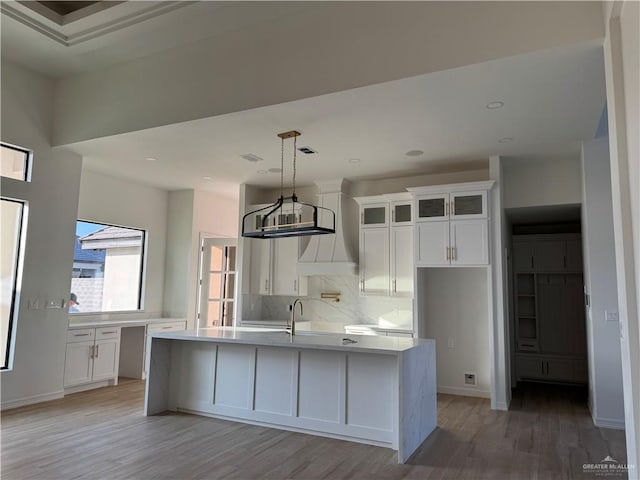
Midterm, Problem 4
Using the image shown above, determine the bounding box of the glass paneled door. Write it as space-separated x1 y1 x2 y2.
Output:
198 238 237 328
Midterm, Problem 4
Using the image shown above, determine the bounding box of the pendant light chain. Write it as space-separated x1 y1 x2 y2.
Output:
292 134 297 197
280 136 284 200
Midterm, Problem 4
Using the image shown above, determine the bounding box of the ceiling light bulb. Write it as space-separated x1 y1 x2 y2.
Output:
145 157 157 162
498 137 514 143
203 176 212 180
486 101 504 109
348 158 361 163
268 168 282 173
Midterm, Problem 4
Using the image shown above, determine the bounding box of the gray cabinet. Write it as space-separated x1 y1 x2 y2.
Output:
513 234 586 385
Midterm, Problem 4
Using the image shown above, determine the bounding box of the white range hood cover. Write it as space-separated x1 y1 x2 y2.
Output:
297 179 358 276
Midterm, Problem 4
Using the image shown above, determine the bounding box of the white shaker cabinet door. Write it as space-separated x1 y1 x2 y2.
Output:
416 221 449 266
92 338 120 382
272 237 307 296
250 238 272 295
360 228 390 295
390 225 413 297
64 342 93 387
450 220 489 265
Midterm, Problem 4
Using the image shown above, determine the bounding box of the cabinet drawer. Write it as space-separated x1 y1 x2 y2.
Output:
517 339 539 352
67 328 95 343
148 322 186 333
95 327 121 340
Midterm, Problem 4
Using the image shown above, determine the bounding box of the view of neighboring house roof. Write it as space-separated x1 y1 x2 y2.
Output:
79 226 144 250
79 226 142 241
73 236 105 263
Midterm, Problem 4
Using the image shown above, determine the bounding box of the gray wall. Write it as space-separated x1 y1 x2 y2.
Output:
1 60 83 408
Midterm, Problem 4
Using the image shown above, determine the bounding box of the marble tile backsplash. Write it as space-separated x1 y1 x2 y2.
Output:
241 276 413 331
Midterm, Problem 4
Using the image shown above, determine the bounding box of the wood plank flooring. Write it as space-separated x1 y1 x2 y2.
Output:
1 380 627 479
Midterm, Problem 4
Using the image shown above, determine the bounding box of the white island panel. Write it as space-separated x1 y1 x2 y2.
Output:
145 328 436 463
298 350 343 424
254 347 296 416
214 344 254 409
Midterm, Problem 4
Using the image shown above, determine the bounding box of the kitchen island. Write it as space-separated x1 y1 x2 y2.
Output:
144 327 436 463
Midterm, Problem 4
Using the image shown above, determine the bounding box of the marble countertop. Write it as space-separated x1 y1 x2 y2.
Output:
69 317 186 329
150 326 433 355
344 324 413 334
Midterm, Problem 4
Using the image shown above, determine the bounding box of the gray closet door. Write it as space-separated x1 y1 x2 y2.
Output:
513 240 536 272
535 240 566 272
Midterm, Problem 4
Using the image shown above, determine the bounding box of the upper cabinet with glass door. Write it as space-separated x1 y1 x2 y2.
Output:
359 202 389 228
414 186 490 222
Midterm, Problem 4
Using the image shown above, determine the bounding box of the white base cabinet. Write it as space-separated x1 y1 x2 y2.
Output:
64 327 121 389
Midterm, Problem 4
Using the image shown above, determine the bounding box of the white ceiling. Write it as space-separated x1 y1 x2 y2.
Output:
1 2 606 200
62 43 606 199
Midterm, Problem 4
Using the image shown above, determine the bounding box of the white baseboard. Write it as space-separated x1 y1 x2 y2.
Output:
1 390 64 411
593 415 626 430
493 400 509 411
437 386 491 399
64 379 113 395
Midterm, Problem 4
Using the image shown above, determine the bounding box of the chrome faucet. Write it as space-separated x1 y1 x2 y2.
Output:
287 299 303 336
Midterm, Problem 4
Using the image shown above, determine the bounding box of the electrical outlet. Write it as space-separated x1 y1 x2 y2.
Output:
605 310 619 322
45 299 63 309
464 372 477 386
447 338 455 349
27 298 40 310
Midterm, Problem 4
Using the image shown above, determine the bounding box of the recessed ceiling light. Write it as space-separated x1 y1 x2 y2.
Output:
348 158 361 163
268 168 282 173
202 176 212 180
405 150 424 157
486 101 504 109
145 157 157 161
257 170 268 174
498 137 514 143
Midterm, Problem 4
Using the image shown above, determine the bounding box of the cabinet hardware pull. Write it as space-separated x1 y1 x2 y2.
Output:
360 212 364 224
293 279 297 291
95 345 99 358
446 246 450 260
393 279 397 293
546 362 549 375
452 247 457 261
101 331 116 334
264 279 268 292
531 256 534 269
563 255 567 268
451 201 454 216
162 326 172 330
74 333 90 337
445 202 448 216
89 345 94 359
541 361 544 375
360 279 364 291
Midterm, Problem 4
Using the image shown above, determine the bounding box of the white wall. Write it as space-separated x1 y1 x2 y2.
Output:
581 137 625 429
0 60 83 408
603 0 640 468
76 170 168 319
502 154 583 208
163 190 194 319
418 268 490 398
187 189 239 325
52 2 603 146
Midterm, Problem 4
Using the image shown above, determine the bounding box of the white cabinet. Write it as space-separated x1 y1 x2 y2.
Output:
409 182 493 267
355 193 413 298
64 327 121 388
390 225 413 296
246 204 308 297
360 228 390 295
272 237 308 296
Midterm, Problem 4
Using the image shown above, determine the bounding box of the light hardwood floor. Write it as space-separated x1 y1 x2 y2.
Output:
1 380 627 479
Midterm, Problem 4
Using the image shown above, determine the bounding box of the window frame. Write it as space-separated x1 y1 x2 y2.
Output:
0 142 32 182
70 219 147 315
1 197 28 371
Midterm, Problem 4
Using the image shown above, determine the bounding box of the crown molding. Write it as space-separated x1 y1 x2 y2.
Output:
1 1 194 47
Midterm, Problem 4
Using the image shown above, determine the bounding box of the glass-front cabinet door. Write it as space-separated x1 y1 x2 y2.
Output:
391 201 413 225
416 194 449 222
360 203 388 228
450 191 487 219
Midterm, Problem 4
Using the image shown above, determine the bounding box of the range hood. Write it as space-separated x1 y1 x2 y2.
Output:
297 179 358 276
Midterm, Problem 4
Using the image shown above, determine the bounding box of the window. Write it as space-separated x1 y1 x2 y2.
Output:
1 198 26 370
198 238 237 327
1 143 31 181
70 221 145 314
